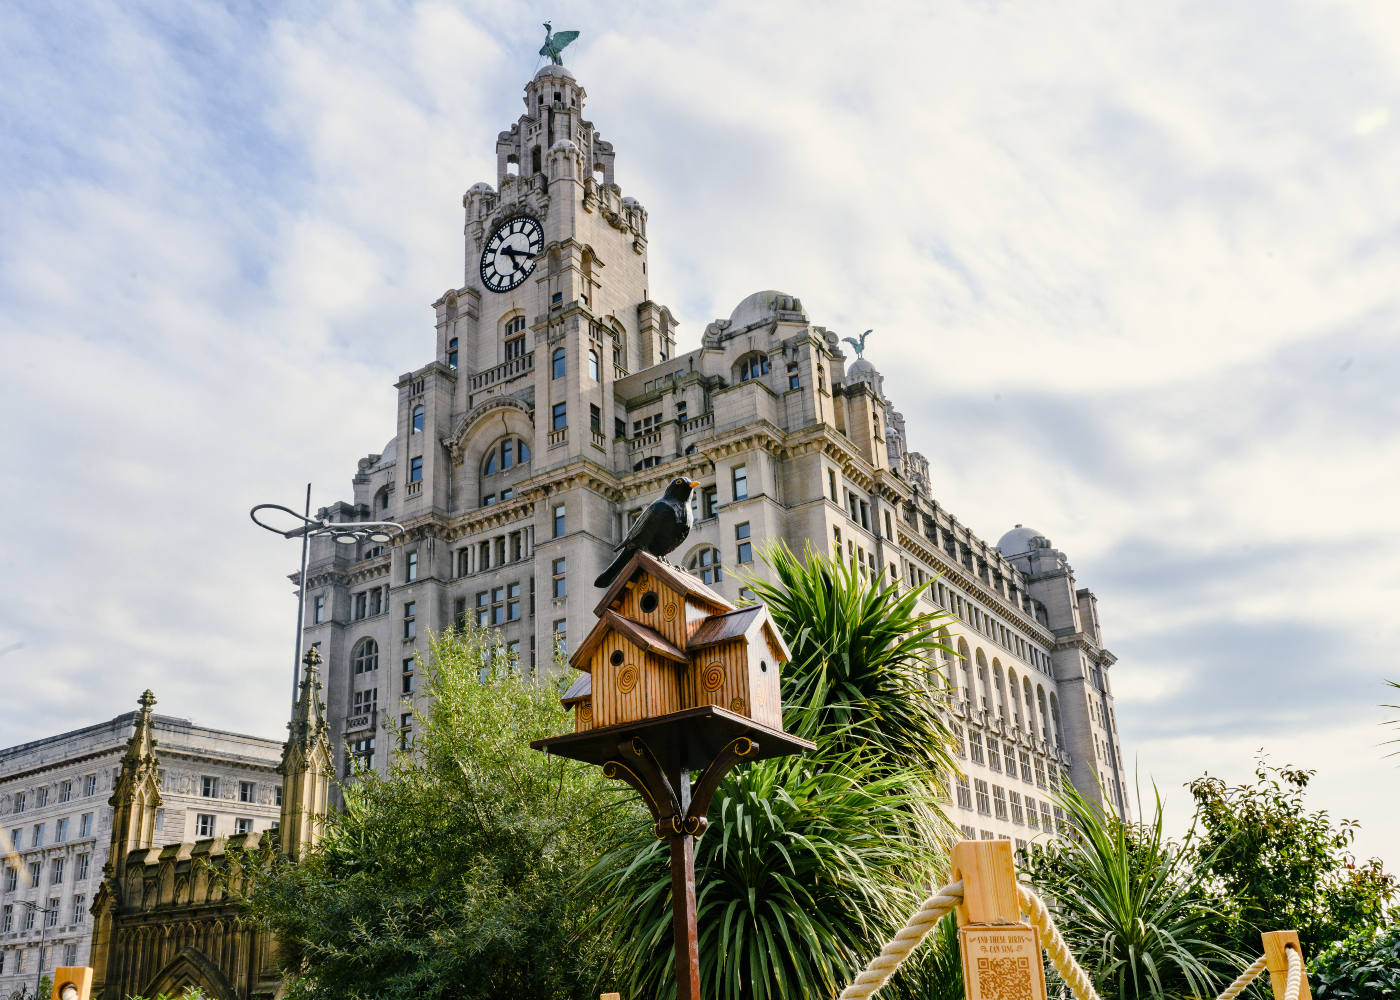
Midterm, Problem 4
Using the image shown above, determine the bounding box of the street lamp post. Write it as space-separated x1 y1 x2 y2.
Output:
251 494 405 706
18 898 59 999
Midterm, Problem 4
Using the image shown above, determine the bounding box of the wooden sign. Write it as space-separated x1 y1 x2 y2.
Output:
959 924 1047 1000
51 967 93 1000
1261 930 1312 1000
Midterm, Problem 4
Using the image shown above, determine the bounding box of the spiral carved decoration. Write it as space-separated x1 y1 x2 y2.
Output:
663 602 677 622
580 702 592 725
617 664 639 694
701 662 726 693
730 696 747 714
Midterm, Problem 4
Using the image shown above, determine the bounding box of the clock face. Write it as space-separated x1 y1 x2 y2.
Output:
480 215 544 292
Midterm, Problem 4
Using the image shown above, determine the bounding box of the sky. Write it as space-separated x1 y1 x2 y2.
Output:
2 0 1398 860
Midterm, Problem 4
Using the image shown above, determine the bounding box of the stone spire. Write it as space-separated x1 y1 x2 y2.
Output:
106 689 164 883
277 646 332 858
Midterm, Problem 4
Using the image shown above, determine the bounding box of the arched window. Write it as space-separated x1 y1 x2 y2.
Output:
817 364 825 392
588 349 599 381
552 348 566 379
1048 693 1063 747
1008 668 1021 726
483 438 531 478
688 547 722 585
483 450 496 476
502 439 514 470
353 638 378 675
958 639 972 705
739 354 770 382
1023 677 1035 735
411 405 424 434
976 650 990 712
993 663 1006 720
1036 686 1049 743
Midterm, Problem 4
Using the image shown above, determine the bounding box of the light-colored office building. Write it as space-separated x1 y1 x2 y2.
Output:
297 59 1130 849
0 701 281 991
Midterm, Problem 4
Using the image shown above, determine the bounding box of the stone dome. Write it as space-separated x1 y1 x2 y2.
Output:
997 524 1046 557
551 138 576 152
468 182 494 194
534 63 576 82
380 437 397 464
727 290 806 331
848 358 876 377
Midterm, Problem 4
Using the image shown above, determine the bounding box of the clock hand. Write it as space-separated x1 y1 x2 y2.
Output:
498 245 534 261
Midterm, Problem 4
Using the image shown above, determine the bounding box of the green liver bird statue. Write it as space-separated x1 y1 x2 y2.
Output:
540 23 580 65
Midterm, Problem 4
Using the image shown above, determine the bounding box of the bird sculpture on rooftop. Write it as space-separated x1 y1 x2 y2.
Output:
540 23 580 65
842 329 873 360
594 477 700 588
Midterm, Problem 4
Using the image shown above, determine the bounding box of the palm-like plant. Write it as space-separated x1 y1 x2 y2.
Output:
583 748 946 1000
1022 783 1240 999
743 541 957 776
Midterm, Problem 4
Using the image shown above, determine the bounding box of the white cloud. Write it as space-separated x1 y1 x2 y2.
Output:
1 0 1398 861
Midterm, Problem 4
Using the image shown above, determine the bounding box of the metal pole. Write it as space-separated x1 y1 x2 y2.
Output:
292 483 311 707
34 901 49 999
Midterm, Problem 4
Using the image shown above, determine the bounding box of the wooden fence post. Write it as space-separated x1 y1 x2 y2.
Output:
1261 931 1312 1000
951 840 1047 1000
50 967 93 1000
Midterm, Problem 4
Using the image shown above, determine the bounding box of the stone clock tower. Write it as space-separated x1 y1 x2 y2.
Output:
301 51 1134 838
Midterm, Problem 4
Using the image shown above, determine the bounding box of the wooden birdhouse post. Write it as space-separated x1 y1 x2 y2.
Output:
532 551 815 1000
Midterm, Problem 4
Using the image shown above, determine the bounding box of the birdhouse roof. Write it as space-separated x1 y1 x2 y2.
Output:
688 604 793 662
569 608 690 672
593 550 733 619
560 672 591 706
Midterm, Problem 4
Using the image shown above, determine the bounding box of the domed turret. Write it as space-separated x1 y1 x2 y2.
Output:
727 290 807 332
997 524 1046 557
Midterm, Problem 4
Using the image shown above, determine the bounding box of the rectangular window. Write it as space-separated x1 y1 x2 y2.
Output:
552 558 567 598
155 808 165 832
64 943 77 966
2 904 11 933
201 776 218 798
968 731 985 765
55 818 68 843
37 787 48 808
507 582 521 620
860 501 870 530
1026 798 1039 830
490 587 505 625
314 595 325 624
410 456 423 482
46 899 59 927
554 504 566 538
84 774 97 796
407 552 418 582
51 858 64 884
987 739 1001 773
402 661 415 694
404 602 416 639
732 464 748 501
787 362 800 390
960 824 976 840
701 486 718 519
197 814 215 838
505 336 525 360
274 785 283 807
1020 750 1033 783
828 469 837 501
371 588 383 616
955 775 972 810
1010 791 1024 825
735 522 752 564
239 781 255 803
1034 757 1047 789
4 868 15 892
553 619 568 656
1053 806 1066 834
476 590 490 626
453 596 467 629
552 402 567 430
884 511 893 540
590 403 601 433
1042 802 1054 832
993 785 1008 821
951 724 966 758
59 780 72 803
235 818 253 834
974 779 991 816
27 862 40 887
23 899 36 929
32 824 44 847
76 853 89 880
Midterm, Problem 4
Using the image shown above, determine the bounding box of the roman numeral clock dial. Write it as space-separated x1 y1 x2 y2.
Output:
479 215 544 293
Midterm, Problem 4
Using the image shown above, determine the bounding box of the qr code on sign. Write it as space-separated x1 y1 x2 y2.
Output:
976 956 1033 1000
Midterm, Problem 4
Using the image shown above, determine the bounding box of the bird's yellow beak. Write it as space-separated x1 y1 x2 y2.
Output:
688 480 700 489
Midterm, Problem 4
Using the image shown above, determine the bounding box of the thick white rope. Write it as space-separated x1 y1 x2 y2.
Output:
1214 955 1268 1000
1285 945 1303 1000
835 881 965 1000
1018 885 1102 1000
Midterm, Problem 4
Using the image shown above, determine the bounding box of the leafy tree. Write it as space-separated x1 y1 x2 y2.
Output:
581 544 958 1000
1183 759 1396 959
1310 921 1400 998
238 628 618 1000
1021 783 1238 1000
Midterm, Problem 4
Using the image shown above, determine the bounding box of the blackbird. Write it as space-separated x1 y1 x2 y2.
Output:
594 477 700 588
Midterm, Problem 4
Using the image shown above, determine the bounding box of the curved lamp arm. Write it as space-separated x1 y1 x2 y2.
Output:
250 503 406 542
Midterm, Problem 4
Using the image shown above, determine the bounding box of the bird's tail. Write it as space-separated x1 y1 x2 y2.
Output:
594 548 633 589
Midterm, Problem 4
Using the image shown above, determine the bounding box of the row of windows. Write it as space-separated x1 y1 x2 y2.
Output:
956 726 1053 788
955 776 1065 831
0 940 85 974
483 437 531 476
3 853 91 893
10 774 101 813
1 894 87 932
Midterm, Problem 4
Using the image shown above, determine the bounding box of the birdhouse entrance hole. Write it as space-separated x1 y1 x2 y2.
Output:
640 590 660 614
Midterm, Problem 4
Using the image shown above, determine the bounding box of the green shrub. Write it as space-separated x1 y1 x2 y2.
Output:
1310 922 1400 998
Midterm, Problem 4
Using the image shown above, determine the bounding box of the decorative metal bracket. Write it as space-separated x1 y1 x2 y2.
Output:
600 735 758 840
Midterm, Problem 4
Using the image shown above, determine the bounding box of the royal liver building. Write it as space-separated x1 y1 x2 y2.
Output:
298 58 1130 847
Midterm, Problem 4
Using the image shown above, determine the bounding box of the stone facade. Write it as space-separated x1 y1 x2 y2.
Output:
298 62 1130 849
0 702 282 994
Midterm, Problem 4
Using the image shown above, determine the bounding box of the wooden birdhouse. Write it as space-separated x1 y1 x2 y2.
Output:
560 551 792 734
